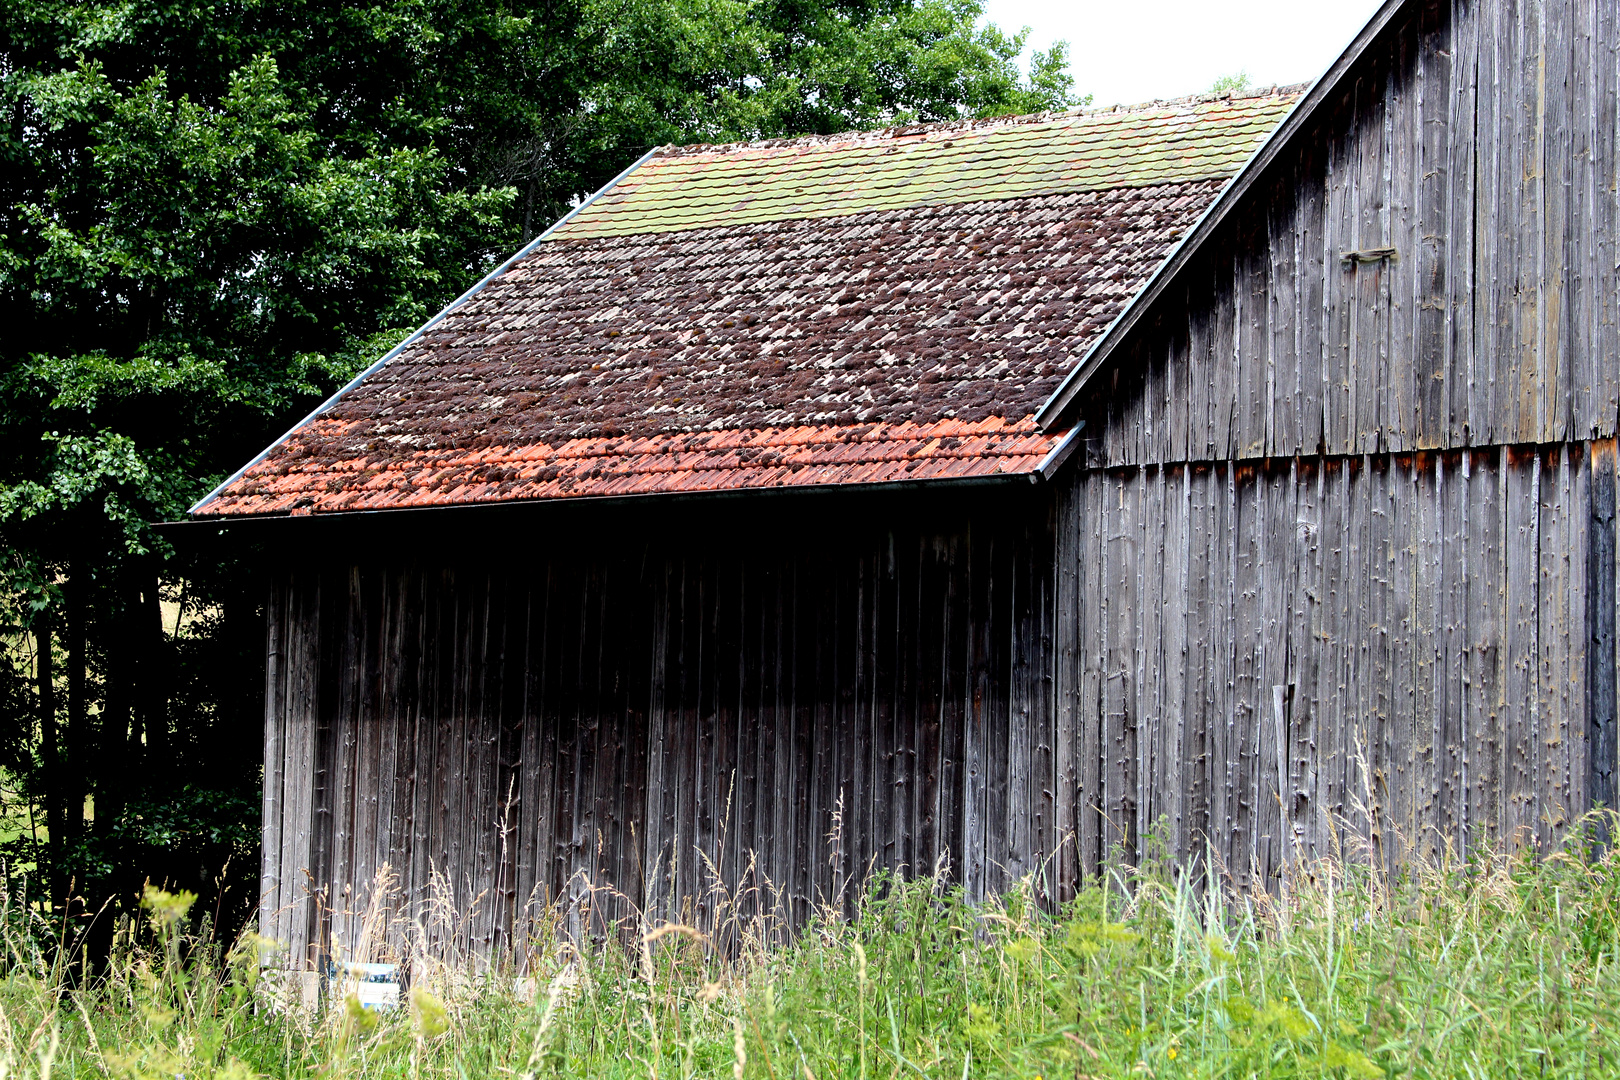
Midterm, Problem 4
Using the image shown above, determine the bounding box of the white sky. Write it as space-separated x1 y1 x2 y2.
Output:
981 0 1387 108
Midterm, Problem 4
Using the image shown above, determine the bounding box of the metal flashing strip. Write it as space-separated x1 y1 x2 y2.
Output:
1032 0 1414 431
186 146 664 516
1035 422 1086 480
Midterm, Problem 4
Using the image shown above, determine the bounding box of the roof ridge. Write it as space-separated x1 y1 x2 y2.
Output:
654 83 1311 159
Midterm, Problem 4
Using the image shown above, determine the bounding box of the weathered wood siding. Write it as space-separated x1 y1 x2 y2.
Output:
259 493 1055 967
1078 0 1620 467
1053 0 1620 890
1054 442 1619 891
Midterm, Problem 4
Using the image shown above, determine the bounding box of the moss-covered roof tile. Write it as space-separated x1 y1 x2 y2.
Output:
555 93 1298 240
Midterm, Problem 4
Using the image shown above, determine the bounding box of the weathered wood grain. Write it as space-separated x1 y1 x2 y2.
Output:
1592 441 1619 828
263 492 1058 965
1054 443 1613 875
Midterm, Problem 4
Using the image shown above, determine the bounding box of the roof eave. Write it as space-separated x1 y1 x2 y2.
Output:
167 469 1041 533
1032 0 1416 432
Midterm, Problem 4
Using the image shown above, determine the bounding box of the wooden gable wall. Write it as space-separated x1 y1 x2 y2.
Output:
258 489 1057 968
1054 0 1620 891
1081 0 1619 467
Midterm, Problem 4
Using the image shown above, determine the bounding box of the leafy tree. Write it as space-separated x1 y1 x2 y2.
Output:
0 0 1076 942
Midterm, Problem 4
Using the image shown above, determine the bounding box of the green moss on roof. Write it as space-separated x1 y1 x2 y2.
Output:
554 92 1299 241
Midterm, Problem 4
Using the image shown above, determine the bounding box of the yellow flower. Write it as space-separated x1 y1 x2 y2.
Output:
1168 1047 1179 1060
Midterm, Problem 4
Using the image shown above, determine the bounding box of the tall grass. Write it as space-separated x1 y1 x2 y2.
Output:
0 822 1616 1079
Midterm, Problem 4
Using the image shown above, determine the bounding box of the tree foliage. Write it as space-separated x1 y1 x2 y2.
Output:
0 0 1076 935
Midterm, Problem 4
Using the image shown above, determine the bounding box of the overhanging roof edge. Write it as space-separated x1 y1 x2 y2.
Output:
1032 0 1417 431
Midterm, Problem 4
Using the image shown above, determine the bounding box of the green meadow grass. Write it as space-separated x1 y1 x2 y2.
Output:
0 827 1616 1079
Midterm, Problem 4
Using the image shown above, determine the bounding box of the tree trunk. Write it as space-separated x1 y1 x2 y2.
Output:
64 564 88 857
35 617 64 910
96 573 136 827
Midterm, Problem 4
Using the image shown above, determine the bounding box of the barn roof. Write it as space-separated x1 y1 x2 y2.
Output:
192 89 1301 518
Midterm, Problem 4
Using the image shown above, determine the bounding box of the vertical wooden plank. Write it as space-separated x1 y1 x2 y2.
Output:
350 567 384 955
758 553 786 926
1185 283 1216 462
934 530 964 894
1213 254 1242 461
1416 0 1455 448
1351 456 1386 865
850 542 874 905
1208 463 1237 876
1077 472 1105 878
789 557 816 924
1134 469 1165 859
880 531 904 884
1540 0 1574 444
1032 501 1057 904
306 570 341 965
964 520 991 900
1254 460 1292 882
1352 62 1392 455
1475 448 1510 845
1185 465 1215 869
1324 94 1358 456
285 570 321 969
1289 458 1327 862
1569 0 1604 440
1411 454 1443 858
1538 444 1584 843
1510 0 1541 444
1384 25 1417 454
513 568 545 947
1267 172 1301 456
1296 144 1328 459
1390 455 1421 863
693 554 719 927
1592 440 1619 824
1053 483 1079 899
1504 447 1541 846
326 568 361 959
1167 308 1193 466
1007 516 1034 886
1318 458 1344 861
374 568 407 955
260 574 288 947
1472 0 1506 444
1439 451 1468 854
1238 221 1270 459
1161 466 1191 862
1227 463 1262 885
1462 448 1504 850
1101 471 1138 866
1587 0 1620 439
1447 0 1480 447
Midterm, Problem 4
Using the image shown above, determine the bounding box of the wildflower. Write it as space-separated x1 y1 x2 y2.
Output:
1167 1046 1178 1060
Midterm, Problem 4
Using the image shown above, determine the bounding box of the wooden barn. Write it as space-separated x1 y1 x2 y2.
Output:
191 0 1620 969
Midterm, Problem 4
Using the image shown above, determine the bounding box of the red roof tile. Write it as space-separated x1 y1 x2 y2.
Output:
196 91 1300 518
206 416 1057 513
